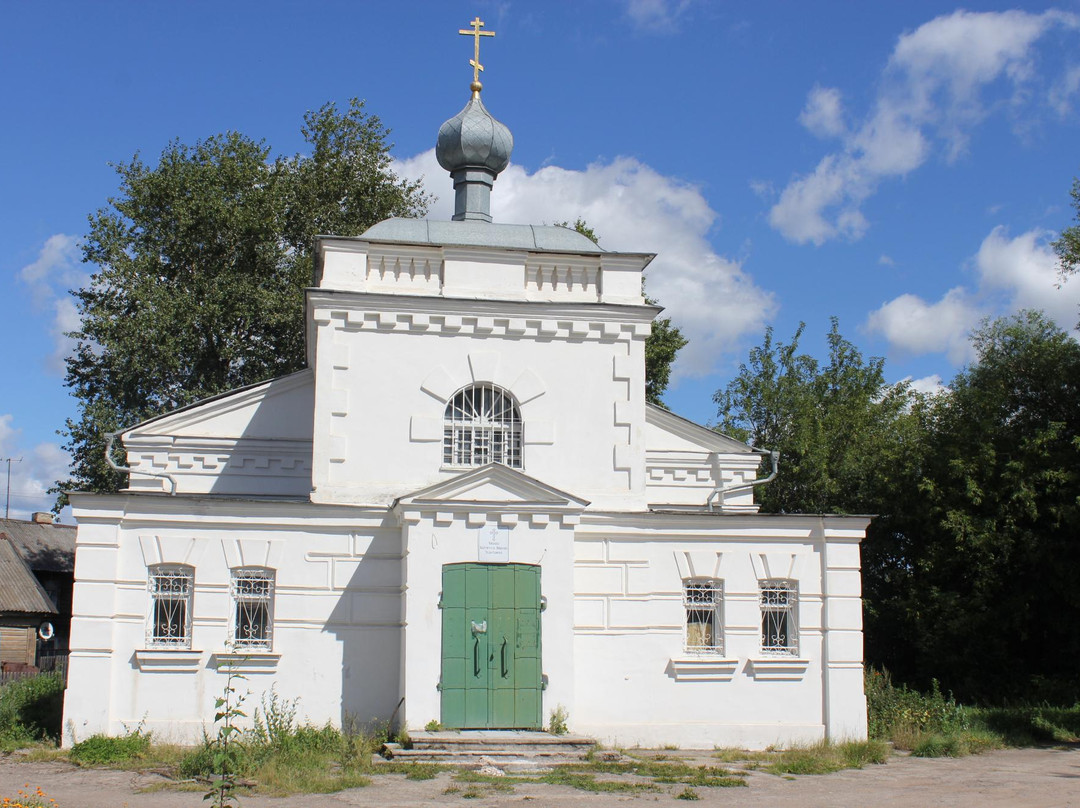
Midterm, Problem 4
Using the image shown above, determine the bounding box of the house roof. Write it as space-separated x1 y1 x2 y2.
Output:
0 518 75 574
0 536 57 614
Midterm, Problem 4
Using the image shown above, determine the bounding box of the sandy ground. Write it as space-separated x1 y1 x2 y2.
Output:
1 747 1079 807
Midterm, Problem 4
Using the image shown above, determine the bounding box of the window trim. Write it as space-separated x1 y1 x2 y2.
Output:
442 383 524 470
683 578 724 655
146 564 194 650
230 567 275 652
759 578 799 657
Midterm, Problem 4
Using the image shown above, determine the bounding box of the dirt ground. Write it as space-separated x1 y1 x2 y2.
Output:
2 747 1078 807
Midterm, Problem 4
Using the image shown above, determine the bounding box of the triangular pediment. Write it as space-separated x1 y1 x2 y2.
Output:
122 370 314 442
646 403 755 454
395 464 589 509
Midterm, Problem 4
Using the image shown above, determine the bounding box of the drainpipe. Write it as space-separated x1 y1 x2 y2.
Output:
104 432 177 495
706 449 779 512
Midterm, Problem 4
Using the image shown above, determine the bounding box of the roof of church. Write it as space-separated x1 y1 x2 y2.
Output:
359 218 607 254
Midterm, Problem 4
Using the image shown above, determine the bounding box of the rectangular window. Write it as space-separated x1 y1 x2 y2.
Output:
147 565 193 648
684 579 723 654
760 579 798 656
231 568 275 651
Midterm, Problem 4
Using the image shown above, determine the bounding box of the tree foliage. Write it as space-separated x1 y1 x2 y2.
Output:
557 218 688 407
716 312 1080 702
58 99 428 503
871 311 1080 701
1053 176 1080 283
714 317 912 514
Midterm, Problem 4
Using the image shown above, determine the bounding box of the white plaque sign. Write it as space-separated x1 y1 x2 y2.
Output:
477 524 510 562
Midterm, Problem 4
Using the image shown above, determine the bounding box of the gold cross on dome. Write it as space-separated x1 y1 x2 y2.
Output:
459 16 495 89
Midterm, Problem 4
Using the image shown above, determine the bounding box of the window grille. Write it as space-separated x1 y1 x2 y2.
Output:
231 568 275 651
684 579 723 654
443 383 523 469
147 565 193 648
760 579 798 656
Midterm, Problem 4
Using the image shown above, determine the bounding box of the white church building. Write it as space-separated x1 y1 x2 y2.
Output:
62 44 869 749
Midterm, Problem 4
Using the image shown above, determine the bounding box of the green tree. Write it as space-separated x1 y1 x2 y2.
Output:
880 312 1080 700
557 218 688 407
57 99 428 504
713 317 913 514
1053 176 1080 282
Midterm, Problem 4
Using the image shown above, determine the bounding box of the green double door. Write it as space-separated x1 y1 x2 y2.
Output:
440 563 542 730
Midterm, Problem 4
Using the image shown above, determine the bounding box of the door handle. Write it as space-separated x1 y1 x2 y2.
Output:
473 637 481 678
500 638 508 678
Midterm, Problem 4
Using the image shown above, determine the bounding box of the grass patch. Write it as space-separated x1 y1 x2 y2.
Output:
911 731 1002 758
537 771 660 793
867 667 1080 757
564 759 746 786
764 740 890 775
70 729 152 765
675 786 701 800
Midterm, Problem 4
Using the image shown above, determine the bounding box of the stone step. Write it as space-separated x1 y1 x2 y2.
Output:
407 730 595 752
383 745 586 759
379 731 597 765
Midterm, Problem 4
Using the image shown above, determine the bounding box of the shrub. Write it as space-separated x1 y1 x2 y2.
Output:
70 730 151 765
866 668 969 740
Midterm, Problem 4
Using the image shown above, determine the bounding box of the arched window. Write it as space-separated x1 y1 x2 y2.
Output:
443 383 523 468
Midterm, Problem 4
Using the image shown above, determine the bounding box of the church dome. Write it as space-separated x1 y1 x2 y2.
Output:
436 93 513 176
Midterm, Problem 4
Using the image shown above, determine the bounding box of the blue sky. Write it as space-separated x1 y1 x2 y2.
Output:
2 1 1079 520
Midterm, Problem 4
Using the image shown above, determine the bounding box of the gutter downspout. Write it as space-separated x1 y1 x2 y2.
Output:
104 432 177 495
706 449 779 512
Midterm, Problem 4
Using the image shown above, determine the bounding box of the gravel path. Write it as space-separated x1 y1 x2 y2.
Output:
2 747 1078 807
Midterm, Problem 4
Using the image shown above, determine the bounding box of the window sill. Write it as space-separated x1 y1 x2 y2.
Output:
134 649 202 672
747 657 809 680
669 656 739 681
211 652 281 674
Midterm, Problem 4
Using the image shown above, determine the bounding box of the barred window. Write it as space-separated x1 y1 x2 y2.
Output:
147 565 193 648
760 579 798 656
231 568 275 651
684 579 723 654
443 383 523 469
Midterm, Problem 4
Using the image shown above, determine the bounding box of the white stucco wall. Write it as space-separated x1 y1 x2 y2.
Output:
62 496 403 746
570 513 869 749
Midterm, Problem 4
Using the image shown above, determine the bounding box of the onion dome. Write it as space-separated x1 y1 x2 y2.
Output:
436 90 514 222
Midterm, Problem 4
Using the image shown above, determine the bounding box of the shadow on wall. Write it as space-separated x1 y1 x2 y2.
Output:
322 514 405 735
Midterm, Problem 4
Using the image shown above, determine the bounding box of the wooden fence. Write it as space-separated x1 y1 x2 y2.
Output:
0 652 69 686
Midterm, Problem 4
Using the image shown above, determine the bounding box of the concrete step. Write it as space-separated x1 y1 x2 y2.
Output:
379 731 597 765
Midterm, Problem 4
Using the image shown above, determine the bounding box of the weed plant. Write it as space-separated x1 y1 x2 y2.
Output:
866 667 1080 756
0 673 64 748
69 729 151 765
763 740 890 774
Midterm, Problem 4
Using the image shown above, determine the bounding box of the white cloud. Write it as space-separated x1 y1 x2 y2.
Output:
865 288 980 363
799 85 847 139
878 254 895 267
770 9 1079 245
395 150 777 377
905 374 948 396
0 413 71 521
17 234 87 374
974 225 1079 326
866 225 1080 361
